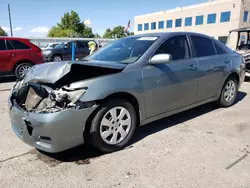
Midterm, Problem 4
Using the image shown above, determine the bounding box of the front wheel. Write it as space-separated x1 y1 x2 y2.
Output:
89 99 137 153
52 55 62 62
218 76 238 107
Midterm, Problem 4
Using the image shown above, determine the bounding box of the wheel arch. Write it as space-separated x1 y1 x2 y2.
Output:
83 92 141 143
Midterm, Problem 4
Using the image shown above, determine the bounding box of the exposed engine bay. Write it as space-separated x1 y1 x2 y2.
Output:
10 61 125 113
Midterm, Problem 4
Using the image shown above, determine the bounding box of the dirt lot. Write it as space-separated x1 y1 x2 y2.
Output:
0 78 250 188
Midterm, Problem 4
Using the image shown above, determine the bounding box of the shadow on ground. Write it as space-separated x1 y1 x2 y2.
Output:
0 76 16 84
35 91 247 165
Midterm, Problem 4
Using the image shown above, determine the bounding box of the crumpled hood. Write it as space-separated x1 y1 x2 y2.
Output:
23 60 127 86
236 49 250 56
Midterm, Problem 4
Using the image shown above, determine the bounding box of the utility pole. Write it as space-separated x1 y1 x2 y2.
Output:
8 4 13 36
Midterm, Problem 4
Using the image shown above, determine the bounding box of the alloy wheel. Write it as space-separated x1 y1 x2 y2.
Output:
100 107 132 145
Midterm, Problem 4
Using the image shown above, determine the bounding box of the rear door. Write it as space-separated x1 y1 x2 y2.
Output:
190 35 228 101
0 39 13 72
76 41 90 59
7 39 32 64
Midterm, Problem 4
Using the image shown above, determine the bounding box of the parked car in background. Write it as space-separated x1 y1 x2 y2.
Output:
9 32 245 153
0 37 45 79
226 27 250 80
42 40 98 62
41 43 60 50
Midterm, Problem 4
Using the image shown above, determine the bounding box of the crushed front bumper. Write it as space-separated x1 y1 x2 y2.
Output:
9 100 98 153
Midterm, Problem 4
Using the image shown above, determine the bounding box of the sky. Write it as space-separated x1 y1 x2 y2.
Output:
0 0 208 37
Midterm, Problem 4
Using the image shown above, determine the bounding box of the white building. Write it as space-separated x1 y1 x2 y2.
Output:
134 0 250 44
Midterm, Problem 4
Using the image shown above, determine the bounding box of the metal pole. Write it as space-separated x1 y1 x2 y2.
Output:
8 4 13 37
71 42 75 61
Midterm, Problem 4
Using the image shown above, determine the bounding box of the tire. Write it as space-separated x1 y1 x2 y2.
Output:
218 76 238 107
90 99 137 153
14 62 32 79
52 55 62 62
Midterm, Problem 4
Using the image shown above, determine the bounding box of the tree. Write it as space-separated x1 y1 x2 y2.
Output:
103 28 113 38
103 26 134 39
0 27 7 36
48 10 94 38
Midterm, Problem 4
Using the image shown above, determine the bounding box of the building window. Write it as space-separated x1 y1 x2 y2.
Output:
158 21 164 29
220 11 231 22
207 13 216 24
151 22 156 30
166 20 173 28
175 18 182 27
244 11 249 22
138 24 142 31
185 17 192 26
144 23 149 31
196 15 204 25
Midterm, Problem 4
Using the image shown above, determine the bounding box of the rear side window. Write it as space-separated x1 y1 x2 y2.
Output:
213 42 226 55
9 40 31 50
6 41 14 50
0 40 6 50
191 36 216 57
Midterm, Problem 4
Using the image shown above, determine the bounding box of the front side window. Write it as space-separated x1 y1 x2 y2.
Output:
220 11 231 22
154 35 190 61
151 22 156 30
185 17 192 26
175 18 182 27
196 15 204 25
158 21 164 29
244 11 249 22
144 23 149 31
166 20 173 28
138 24 142 31
87 36 158 63
77 41 88 48
207 13 216 24
191 35 216 57
0 40 6 50
9 40 31 50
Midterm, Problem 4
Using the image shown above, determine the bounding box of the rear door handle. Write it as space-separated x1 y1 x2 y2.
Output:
224 59 232 64
188 64 197 71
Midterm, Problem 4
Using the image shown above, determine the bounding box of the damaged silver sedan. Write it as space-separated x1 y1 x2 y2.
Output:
9 32 245 153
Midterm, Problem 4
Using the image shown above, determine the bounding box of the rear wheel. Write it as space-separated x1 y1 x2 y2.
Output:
89 99 137 153
14 62 32 79
218 76 238 107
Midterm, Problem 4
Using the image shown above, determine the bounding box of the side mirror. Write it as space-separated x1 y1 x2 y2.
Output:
149 54 172 64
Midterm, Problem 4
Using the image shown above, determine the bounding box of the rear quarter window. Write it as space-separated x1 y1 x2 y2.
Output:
213 41 227 55
190 35 216 57
9 40 31 50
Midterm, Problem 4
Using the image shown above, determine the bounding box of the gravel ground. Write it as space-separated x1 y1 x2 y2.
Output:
0 80 250 188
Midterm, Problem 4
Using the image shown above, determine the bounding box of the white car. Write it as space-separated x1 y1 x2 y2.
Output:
41 43 60 50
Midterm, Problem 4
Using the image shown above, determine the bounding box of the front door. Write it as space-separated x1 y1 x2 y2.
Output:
142 35 199 118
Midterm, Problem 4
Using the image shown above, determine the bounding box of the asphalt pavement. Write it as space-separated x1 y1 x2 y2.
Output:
0 80 250 188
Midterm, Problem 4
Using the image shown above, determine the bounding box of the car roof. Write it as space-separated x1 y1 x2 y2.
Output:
127 31 213 39
229 27 250 32
0 36 29 40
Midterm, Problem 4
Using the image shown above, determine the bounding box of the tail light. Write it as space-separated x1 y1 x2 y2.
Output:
241 56 246 69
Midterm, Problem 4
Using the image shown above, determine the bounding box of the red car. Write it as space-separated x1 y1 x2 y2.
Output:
0 37 44 79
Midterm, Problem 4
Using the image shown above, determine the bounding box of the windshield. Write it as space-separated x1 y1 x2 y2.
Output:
55 42 67 49
87 36 158 63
